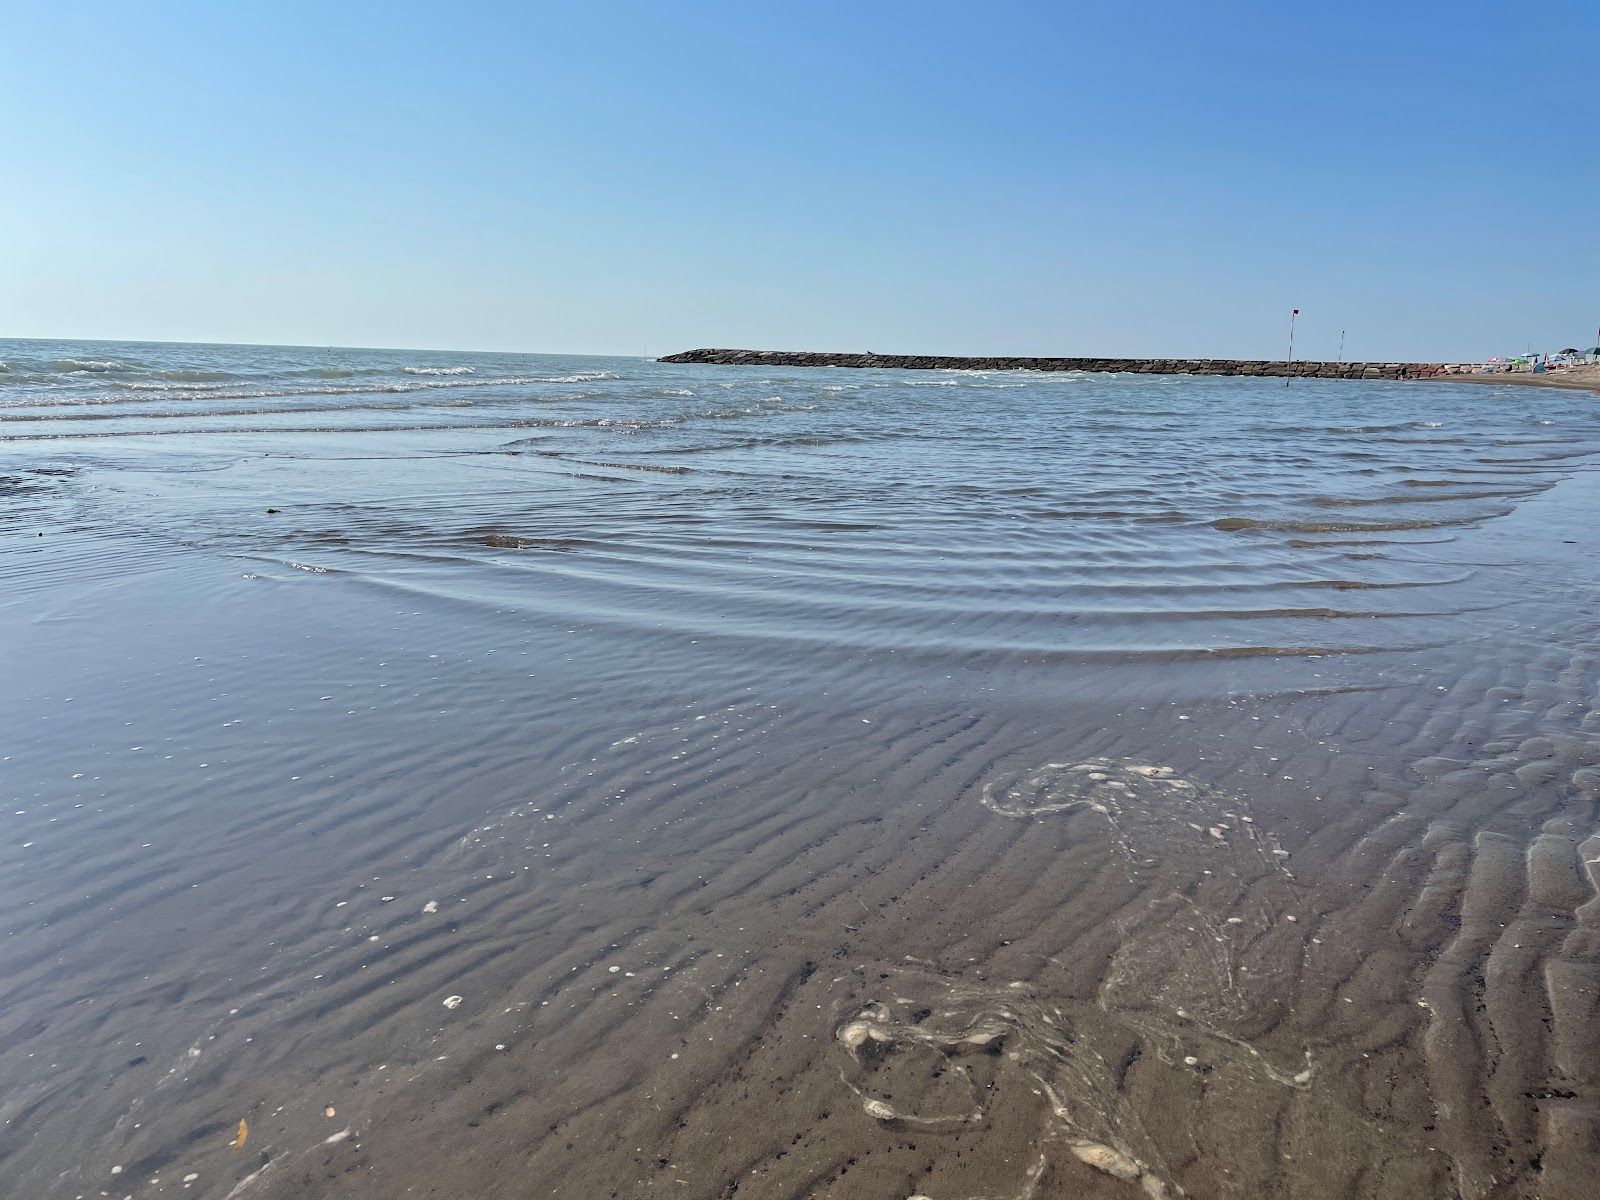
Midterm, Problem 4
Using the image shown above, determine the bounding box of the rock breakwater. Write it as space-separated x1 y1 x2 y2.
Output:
659 348 1469 380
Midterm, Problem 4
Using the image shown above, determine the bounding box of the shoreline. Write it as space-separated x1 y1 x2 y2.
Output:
1418 362 1600 394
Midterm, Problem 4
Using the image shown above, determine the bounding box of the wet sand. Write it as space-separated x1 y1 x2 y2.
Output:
3 347 1600 1199
7 515 1600 1200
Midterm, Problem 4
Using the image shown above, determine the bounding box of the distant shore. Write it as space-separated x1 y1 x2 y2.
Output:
659 348 1472 380
1420 362 1600 395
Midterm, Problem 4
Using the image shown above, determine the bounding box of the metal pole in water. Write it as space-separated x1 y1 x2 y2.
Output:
1337 329 1345 364
1286 309 1299 387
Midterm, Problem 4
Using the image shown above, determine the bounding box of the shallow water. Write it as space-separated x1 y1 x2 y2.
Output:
2 339 1599 1198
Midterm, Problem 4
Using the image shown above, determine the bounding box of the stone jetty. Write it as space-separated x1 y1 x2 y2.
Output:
658 348 1470 380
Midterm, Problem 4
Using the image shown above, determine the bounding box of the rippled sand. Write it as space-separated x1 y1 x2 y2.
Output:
2 343 1599 1198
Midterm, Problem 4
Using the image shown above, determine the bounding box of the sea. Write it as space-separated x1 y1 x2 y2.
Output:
2 338 1598 1198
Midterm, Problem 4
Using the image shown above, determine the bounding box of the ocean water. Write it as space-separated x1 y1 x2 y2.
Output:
3 338 1599 1198
3 337 1595 665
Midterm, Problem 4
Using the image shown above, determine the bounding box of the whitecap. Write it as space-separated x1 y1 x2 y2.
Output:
37 375 558 406
402 366 476 376
124 381 234 392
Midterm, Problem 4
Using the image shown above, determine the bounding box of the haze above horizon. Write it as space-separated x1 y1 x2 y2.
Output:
4 0 1595 362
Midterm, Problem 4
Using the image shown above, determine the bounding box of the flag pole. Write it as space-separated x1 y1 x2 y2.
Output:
1286 308 1299 387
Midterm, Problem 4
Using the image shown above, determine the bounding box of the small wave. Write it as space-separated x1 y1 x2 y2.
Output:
474 532 590 551
16 374 562 406
402 366 476 376
563 457 691 475
158 370 235 382
124 378 237 391
0 400 415 422
1214 515 1483 534
1309 488 1530 507
57 359 128 371
658 388 697 396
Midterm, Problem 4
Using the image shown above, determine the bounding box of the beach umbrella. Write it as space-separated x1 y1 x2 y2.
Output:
1560 347 1580 355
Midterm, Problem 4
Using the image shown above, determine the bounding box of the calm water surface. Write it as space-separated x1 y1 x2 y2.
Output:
4 337 1594 663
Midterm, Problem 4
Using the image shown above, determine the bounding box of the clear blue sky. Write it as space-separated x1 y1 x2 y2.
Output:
3 0 1595 360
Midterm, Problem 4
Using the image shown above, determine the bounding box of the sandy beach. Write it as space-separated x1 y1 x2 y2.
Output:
1425 363 1600 395
3 343 1599 1199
